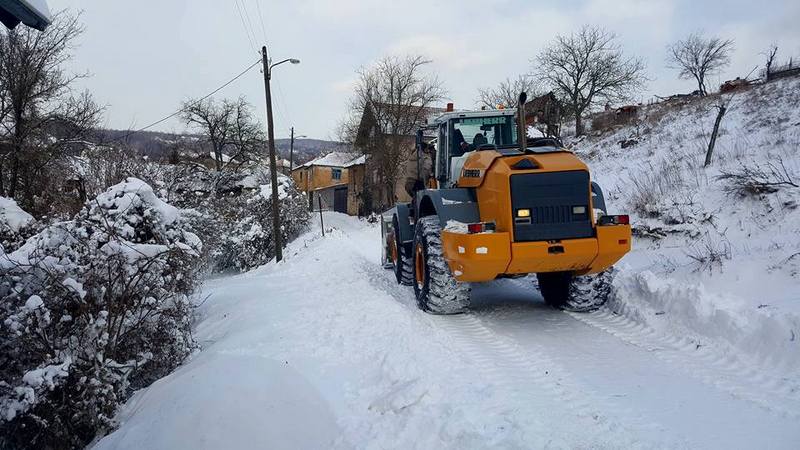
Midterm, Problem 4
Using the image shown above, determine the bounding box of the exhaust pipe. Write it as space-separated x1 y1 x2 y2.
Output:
517 92 527 153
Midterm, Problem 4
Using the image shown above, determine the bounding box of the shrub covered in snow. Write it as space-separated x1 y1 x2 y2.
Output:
0 178 201 449
184 174 310 272
0 197 37 253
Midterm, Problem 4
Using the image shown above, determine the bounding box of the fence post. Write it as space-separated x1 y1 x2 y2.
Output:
318 195 325 237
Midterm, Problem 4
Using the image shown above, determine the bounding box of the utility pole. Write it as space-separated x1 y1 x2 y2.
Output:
261 45 283 262
289 126 294 172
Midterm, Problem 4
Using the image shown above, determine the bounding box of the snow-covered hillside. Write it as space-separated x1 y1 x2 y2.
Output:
571 76 800 380
93 213 799 449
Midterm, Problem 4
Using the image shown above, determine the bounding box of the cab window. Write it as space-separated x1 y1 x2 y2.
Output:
452 116 518 156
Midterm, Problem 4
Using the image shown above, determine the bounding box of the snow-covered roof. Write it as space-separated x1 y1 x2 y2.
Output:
209 152 233 163
299 151 360 169
343 155 366 167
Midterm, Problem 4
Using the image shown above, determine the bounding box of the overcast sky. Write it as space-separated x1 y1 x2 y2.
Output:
48 0 799 141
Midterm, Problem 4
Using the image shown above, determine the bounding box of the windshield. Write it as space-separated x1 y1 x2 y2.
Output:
452 115 518 153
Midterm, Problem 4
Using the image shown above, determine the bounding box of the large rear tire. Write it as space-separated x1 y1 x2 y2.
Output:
536 270 615 312
391 215 413 285
412 216 470 314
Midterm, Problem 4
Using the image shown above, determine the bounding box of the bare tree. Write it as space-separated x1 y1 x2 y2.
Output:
761 44 779 79
535 25 646 136
341 55 445 210
180 96 263 172
477 75 541 109
0 11 103 213
667 32 734 95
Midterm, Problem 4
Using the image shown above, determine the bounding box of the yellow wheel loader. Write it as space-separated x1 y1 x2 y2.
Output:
381 93 631 314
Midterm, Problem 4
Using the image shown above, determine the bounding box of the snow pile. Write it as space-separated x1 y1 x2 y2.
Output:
572 77 800 374
0 178 201 449
0 197 33 234
0 197 36 253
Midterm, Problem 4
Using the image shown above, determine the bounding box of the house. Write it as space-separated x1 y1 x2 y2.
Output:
353 101 445 213
344 155 366 216
523 92 562 137
291 151 361 214
276 158 292 175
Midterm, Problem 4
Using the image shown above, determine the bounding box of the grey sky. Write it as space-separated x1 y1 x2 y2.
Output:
49 0 799 140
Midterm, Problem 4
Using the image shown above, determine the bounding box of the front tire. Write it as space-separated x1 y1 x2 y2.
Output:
412 216 470 314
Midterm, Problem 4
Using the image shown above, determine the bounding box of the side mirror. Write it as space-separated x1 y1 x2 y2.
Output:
591 182 607 213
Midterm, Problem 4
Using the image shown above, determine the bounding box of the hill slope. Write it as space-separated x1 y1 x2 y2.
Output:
572 76 800 375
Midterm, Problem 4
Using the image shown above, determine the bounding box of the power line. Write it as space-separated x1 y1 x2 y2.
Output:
239 0 261 45
108 58 262 144
233 0 258 54
253 0 268 42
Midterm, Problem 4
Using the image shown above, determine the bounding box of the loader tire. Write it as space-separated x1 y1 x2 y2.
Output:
392 215 413 285
536 269 615 312
412 216 470 314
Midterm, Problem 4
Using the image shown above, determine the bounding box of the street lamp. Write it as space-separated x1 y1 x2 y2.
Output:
261 46 300 263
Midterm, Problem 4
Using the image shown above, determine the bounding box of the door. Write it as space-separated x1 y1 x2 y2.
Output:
333 186 348 213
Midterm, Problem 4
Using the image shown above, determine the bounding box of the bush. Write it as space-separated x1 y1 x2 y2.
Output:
185 175 310 272
717 157 798 197
0 197 38 253
0 178 201 449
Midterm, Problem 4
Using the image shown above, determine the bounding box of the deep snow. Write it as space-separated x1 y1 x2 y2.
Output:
92 77 800 450
93 213 800 450
570 76 800 379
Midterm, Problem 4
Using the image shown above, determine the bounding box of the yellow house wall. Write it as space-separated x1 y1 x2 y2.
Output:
291 165 349 194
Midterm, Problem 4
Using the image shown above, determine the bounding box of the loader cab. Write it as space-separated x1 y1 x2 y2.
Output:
431 110 519 187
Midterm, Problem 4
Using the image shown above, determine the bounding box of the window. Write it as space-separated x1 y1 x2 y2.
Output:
452 115 518 155
331 168 342 180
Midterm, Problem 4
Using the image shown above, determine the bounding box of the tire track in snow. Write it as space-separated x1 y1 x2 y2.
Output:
570 308 800 419
432 312 677 449
356 260 675 448
499 276 800 419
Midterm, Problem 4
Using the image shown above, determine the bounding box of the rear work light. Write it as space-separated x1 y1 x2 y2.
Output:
597 215 630 226
467 222 496 233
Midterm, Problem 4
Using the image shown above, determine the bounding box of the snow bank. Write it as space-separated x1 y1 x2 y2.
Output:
572 77 800 375
94 354 339 450
0 197 34 233
609 267 800 372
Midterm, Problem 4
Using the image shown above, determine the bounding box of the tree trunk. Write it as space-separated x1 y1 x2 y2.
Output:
705 105 726 167
574 114 584 136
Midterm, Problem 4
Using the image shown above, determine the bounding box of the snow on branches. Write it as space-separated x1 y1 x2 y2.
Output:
0 178 201 448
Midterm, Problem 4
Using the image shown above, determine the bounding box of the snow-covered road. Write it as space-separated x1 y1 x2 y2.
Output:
95 213 800 449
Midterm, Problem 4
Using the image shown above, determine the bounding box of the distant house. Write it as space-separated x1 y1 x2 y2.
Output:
291 151 363 214
344 155 366 216
353 102 445 212
523 92 562 137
